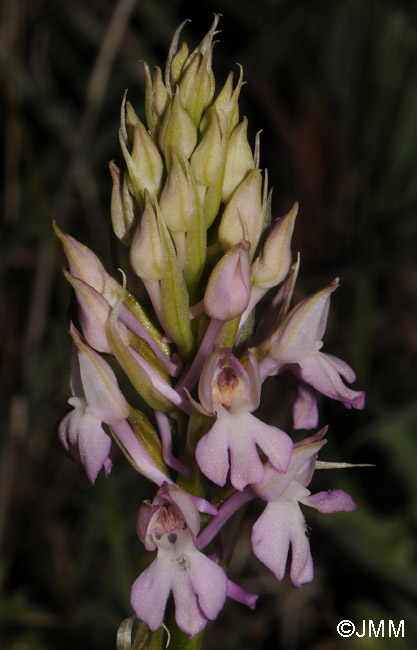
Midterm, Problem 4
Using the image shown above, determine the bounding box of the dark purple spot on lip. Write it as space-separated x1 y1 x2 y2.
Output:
168 533 177 544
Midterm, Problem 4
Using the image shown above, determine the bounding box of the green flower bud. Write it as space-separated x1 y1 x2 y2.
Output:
144 63 169 138
218 169 264 258
159 148 199 233
109 161 138 244
118 99 164 209
178 50 215 126
130 119 164 198
222 117 255 203
130 191 164 282
190 106 227 187
201 66 243 136
170 40 189 87
251 202 298 290
158 87 197 167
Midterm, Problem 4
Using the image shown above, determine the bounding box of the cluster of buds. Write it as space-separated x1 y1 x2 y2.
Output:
56 17 365 645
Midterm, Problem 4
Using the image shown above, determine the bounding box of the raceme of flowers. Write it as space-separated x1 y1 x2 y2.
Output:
56 16 365 644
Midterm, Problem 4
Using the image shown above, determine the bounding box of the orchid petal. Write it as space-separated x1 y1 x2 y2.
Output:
249 414 293 475
130 557 171 631
253 440 326 502
293 382 319 430
195 418 230 487
252 496 313 587
162 484 201 539
298 351 365 410
70 325 129 423
269 281 338 363
301 489 357 513
171 570 207 638
321 352 357 383
228 422 266 490
77 412 112 484
188 550 228 620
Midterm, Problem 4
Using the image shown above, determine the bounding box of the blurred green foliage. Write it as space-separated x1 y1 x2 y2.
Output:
1 0 417 648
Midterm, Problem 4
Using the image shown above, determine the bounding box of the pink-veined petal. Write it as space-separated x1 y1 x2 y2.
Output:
130 557 171 631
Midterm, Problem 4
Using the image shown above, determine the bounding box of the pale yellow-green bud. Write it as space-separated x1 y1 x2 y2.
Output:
159 148 200 233
118 96 164 210
222 117 255 203
170 40 189 87
130 120 164 198
173 14 218 124
143 63 169 138
124 101 141 144
158 87 197 167
130 192 164 282
190 106 227 187
251 202 298 290
201 66 243 136
178 49 215 126
109 161 138 244
218 169 264 258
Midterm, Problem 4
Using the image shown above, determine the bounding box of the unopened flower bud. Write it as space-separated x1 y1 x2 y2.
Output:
144 63 169 138
170 40 189 87
219 169 264 258
53 222 121 305
130 192 164 281
204 241 251 321
178 31 216 125
131 118 164 196
222 117 254 203
158 88 197 167
109 160 138 244
190 106 227 187
251 203 298 290
119 109 164 208
63 269 130 354
159 148 199 233
201 66 243 136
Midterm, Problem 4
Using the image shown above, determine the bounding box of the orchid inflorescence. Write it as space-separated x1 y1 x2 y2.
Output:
56 16 365 646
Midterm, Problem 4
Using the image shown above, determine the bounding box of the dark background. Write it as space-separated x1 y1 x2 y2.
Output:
2 0 417 648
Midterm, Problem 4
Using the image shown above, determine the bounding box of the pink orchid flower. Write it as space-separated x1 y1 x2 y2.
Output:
195 348 293 491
